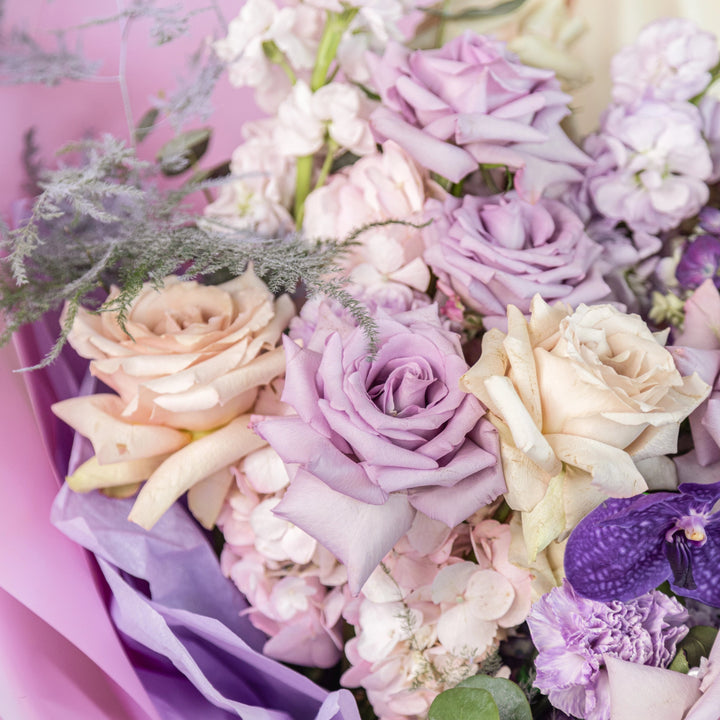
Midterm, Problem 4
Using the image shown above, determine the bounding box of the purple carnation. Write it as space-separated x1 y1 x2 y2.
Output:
528 582 689 720
255 305 505 593
611 18 719 105
368 32 590 201
587 101 711 234
423 192 610 324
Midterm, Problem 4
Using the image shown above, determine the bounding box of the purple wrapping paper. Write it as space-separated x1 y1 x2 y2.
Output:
10 314 361 720
52 486 359 720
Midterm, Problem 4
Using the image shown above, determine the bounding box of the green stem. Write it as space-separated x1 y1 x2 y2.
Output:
294 8 358 224
310 8 359 91
435 0 450 48
313 138 338 194
294 154 314 227
262 40 297 85
492 499 512 524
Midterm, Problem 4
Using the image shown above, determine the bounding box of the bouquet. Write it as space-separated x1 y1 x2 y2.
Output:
3 2 720 719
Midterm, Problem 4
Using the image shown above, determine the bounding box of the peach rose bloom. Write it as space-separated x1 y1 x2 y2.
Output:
461 296 710 561
52 267 295 529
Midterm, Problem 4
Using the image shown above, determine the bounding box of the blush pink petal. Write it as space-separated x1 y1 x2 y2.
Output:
605 655 701 720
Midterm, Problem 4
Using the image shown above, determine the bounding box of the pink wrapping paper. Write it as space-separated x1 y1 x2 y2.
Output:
0 3 259 714
0 341 160 720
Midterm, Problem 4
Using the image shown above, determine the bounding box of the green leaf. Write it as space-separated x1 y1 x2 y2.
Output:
135 108 160 143
458 676 532 720
674 626 718 668
428 688 499 720
424 0 527 20
157 128 211 175
669 649 690 674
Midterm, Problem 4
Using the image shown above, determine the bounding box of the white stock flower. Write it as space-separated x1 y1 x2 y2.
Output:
276 81 375 156
215 0 323 111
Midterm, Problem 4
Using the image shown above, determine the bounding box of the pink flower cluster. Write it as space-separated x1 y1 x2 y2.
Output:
218 446 348 668
341 517 531 720
303 141 433 312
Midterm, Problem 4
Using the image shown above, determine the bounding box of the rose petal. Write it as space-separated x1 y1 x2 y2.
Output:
187 466 235 530
52 394 190 464
128 414 266 529
274 470 415 595
605 655 700 720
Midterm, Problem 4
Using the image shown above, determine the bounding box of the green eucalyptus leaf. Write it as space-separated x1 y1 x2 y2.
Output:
428 687 499 720
669 648 690 674
157 128 211 176
424 0 527 20
458 676 532 720
675 626 718 668
135 108 160 143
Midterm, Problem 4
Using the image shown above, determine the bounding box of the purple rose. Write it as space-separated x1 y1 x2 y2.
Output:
368 32 590 201
423 192 610 325
256 305 504 593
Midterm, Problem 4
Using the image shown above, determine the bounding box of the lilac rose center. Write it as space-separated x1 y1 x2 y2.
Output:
368 356 447 417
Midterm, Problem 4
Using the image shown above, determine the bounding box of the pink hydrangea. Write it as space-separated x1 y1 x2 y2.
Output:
341 516 530 720
218 448 348 668
368 31 590 201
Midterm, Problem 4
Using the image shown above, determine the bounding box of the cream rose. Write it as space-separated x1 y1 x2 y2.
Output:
461 296 710 561
52 267 295 529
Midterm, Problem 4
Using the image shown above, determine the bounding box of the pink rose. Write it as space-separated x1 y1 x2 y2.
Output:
304 142 432 309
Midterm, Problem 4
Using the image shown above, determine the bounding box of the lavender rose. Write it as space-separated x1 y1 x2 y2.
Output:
256 305 505 593
424 192 611 325
368 31 590 201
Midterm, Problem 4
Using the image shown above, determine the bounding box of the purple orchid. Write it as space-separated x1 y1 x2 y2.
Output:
565 482 720 607
676 234 720 291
